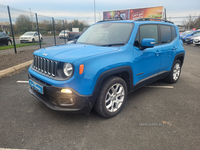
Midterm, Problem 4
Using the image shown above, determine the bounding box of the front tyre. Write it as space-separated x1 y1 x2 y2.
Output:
7 40 12 45
165 60 181 84
94 76 127 118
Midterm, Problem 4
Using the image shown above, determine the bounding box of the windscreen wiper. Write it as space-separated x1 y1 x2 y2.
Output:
101 43 125 47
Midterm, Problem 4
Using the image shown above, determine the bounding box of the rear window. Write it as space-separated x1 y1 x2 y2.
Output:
171 26 177 40
160 25 172 43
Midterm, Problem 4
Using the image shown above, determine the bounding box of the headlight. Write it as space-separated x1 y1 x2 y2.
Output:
63 63 73 77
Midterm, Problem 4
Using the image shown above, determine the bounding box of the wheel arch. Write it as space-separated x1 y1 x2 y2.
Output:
174 52 185 67
92 66 133 96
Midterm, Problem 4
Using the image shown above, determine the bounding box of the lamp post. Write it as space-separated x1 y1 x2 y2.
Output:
94 0 96 23
29 8 33 30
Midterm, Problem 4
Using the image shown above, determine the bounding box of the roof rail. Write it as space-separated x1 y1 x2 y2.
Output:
134 18 174 24
98 18 123 23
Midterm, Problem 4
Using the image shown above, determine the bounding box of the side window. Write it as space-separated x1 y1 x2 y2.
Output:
160 25 172 43
140 25 158 44
171 26 177 40
134 25 158 47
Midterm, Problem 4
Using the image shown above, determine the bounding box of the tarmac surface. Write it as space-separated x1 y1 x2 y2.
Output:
0 44 200 149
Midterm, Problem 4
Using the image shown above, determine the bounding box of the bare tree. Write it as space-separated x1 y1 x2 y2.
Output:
182 14 200 30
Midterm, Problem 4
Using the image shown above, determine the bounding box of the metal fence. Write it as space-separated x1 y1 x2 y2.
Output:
0 4 68 54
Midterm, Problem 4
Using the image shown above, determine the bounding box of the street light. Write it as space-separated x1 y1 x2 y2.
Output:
29 8 33 30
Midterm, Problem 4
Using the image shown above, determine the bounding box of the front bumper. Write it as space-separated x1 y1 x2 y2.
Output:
28 73 95 114
59 35 68 39
20 39 32 42
193 40 200 44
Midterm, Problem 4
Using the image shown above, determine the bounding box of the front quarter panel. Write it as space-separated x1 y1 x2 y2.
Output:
73 44 134 95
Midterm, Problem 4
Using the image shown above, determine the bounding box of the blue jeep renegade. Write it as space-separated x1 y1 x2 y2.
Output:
28 18 185 118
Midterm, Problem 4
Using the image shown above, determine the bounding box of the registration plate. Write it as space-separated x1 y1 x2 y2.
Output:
29 79 44 94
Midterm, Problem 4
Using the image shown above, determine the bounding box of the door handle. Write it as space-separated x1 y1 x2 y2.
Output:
155 50 161 56
172 46 177 51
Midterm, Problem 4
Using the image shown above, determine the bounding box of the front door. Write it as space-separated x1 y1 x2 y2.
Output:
132 24 161 85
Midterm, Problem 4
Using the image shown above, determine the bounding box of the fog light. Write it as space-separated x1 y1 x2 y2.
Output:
61 89 72 93
58 97 74 106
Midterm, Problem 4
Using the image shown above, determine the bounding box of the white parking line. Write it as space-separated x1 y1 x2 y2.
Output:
0 148 29 150
145 86 174 89
17 81 29 83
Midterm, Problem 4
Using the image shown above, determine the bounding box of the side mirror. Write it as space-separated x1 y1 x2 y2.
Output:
141 38 155 49
73 39 77 44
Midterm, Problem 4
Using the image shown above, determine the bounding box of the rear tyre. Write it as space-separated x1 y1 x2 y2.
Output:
94 76 127 118
165 60 181 84
40 38 43 42
32 39 35 43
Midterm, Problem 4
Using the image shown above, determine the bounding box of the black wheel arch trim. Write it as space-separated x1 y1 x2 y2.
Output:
92 66 133 96
174 52 185 67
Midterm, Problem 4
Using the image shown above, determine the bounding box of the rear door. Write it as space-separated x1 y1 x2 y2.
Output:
157 25 177 73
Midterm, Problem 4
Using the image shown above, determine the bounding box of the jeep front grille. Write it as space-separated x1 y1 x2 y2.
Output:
33 55 58 77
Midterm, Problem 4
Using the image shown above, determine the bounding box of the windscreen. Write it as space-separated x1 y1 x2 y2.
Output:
182 31 193 35
23 32 34 36
77 22 134 46
193 32 200 36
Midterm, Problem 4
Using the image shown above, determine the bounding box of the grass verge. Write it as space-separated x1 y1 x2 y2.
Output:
0 43 46 50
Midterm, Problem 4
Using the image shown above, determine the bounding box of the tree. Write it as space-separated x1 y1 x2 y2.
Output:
38 20 53 35
15 14 32 34
182 15 200 30
194 16 200 29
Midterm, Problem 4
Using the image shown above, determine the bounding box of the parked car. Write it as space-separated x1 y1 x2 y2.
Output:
59 30 70 39
19 31 43 43
28 18 185 118
185 32 200 44
67 28 88 42
180 30 200 42
193 35 200 45
0 32 12 46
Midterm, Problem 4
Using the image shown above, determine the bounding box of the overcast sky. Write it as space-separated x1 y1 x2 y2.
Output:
0 0 199 24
